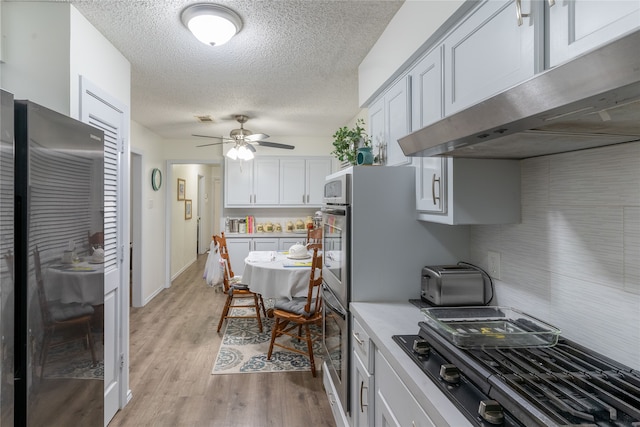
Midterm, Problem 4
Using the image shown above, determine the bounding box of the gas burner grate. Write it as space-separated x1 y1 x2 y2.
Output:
416 321 640 426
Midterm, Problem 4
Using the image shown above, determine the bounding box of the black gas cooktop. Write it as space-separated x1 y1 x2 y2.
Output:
394 321 640 427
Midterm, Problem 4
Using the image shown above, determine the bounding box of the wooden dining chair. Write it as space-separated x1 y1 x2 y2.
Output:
214 232 266 315
267 247 323 376
216 250 265 333
33 247 97 376
88 231 104 249
306 227 322 250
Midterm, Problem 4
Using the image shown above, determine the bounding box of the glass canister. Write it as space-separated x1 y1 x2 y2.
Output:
256 223 264 233
295 218 305 230
265 222 274 232
238 219 247 233
286 220 294 232
275 223 282 232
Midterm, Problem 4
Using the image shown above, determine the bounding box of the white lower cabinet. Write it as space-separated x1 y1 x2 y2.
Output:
351 316 373 427
225 237 278 276
352 351 373 427
374 350 435 427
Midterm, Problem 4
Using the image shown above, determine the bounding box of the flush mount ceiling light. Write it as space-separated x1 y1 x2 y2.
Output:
181 3 243 46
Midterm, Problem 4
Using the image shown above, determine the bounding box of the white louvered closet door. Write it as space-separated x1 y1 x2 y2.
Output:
80 77 128 426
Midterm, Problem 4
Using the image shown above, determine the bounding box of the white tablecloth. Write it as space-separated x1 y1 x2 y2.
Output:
46 262 104 305
243 251 316 300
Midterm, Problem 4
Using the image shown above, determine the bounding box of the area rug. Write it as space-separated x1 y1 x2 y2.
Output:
212 307 323 374
43 334 104 380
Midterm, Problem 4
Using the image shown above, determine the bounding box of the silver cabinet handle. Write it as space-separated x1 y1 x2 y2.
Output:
431 173 441 206
307 194 310 203
303 194 305 203
352 331 364 345
515 0 530 26
360 381 368 413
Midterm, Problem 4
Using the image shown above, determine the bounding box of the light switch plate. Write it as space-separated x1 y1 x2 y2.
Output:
488 251 501 279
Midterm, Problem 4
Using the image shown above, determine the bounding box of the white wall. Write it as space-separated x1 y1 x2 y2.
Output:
468 141 640 370
130 122 167 304
358 0 465 106
69 7 131 119
1 3 70 112
169 163 221 280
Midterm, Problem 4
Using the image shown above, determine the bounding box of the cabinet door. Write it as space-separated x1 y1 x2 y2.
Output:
352 352 373 427
416 157 447 214
375 350 436 427
305 158 332 205
410 46 447 213
368 97 385 164
225 160 253 206
253 158 280 205
226 238 252 276
385 76 411 166
279 159 306 205
253 238 278 252
444 0 537 115
410 46 444 132
548 0 640 67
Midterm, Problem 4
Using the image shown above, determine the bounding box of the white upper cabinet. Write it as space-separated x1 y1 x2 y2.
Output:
226 156 331 208
409 46 447 213
443 0 538 116
225 160 255 206
225 158 279 207
368 76 412 167
280 158 332 206
385 77 412 166
547 0 640 67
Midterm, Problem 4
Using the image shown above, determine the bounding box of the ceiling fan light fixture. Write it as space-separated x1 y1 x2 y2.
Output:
236 145 254 160
181 4 243 46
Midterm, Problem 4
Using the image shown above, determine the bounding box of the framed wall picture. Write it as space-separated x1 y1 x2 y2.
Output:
185 199 192 220
177 178 186 201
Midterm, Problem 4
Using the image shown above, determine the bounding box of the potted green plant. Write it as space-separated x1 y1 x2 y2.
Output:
331 118 372 165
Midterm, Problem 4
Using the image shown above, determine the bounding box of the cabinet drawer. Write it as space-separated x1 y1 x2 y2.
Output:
375 350 435 427
352 316 372 371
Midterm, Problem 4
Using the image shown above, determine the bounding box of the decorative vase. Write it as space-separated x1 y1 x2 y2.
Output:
356 146 374 165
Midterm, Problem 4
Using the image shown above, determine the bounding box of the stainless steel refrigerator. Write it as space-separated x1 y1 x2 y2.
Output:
8 92 105 425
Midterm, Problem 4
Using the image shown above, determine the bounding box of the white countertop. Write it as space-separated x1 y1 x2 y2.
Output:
350 302 472 427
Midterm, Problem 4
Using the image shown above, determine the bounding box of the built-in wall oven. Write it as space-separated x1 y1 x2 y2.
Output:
321 172 350 415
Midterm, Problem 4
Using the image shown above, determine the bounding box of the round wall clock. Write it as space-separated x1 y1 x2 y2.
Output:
151 168 162 191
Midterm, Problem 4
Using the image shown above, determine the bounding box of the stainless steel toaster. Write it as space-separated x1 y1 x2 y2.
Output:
421 265 486 306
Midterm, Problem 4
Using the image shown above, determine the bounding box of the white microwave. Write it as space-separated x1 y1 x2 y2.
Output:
323 173 350 206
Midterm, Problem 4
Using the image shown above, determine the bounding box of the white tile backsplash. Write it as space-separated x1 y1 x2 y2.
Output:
469 141 640 370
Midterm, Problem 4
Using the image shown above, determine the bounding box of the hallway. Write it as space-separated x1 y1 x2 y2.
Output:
109 254 335 426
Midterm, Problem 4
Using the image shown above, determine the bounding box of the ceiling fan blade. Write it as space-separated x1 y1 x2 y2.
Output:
255 141 295 150
246 144 256 152
192 134 234 141
196 141 225 147
245 133 269 142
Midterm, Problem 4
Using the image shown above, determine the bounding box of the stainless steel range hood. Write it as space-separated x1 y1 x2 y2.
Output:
398 30 640 160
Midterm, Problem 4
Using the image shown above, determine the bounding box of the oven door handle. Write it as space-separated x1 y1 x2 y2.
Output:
321 207 347 216
322 289 347 320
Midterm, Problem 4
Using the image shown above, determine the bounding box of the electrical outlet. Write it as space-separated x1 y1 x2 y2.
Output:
488 251 501 279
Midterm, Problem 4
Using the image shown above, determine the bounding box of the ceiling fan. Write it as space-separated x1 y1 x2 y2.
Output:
194 115 295 160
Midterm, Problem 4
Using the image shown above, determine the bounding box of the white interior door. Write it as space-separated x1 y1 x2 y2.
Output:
80 77 129 426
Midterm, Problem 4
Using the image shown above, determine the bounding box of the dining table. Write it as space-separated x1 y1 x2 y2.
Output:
46 260 104 306
242 250 317 300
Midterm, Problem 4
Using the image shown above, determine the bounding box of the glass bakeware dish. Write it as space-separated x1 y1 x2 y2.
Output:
421 306 561 348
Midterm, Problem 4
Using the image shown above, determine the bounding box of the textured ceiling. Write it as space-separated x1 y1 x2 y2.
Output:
67 0 404 147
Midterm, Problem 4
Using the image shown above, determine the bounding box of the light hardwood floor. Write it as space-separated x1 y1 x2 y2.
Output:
109 254 336 426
